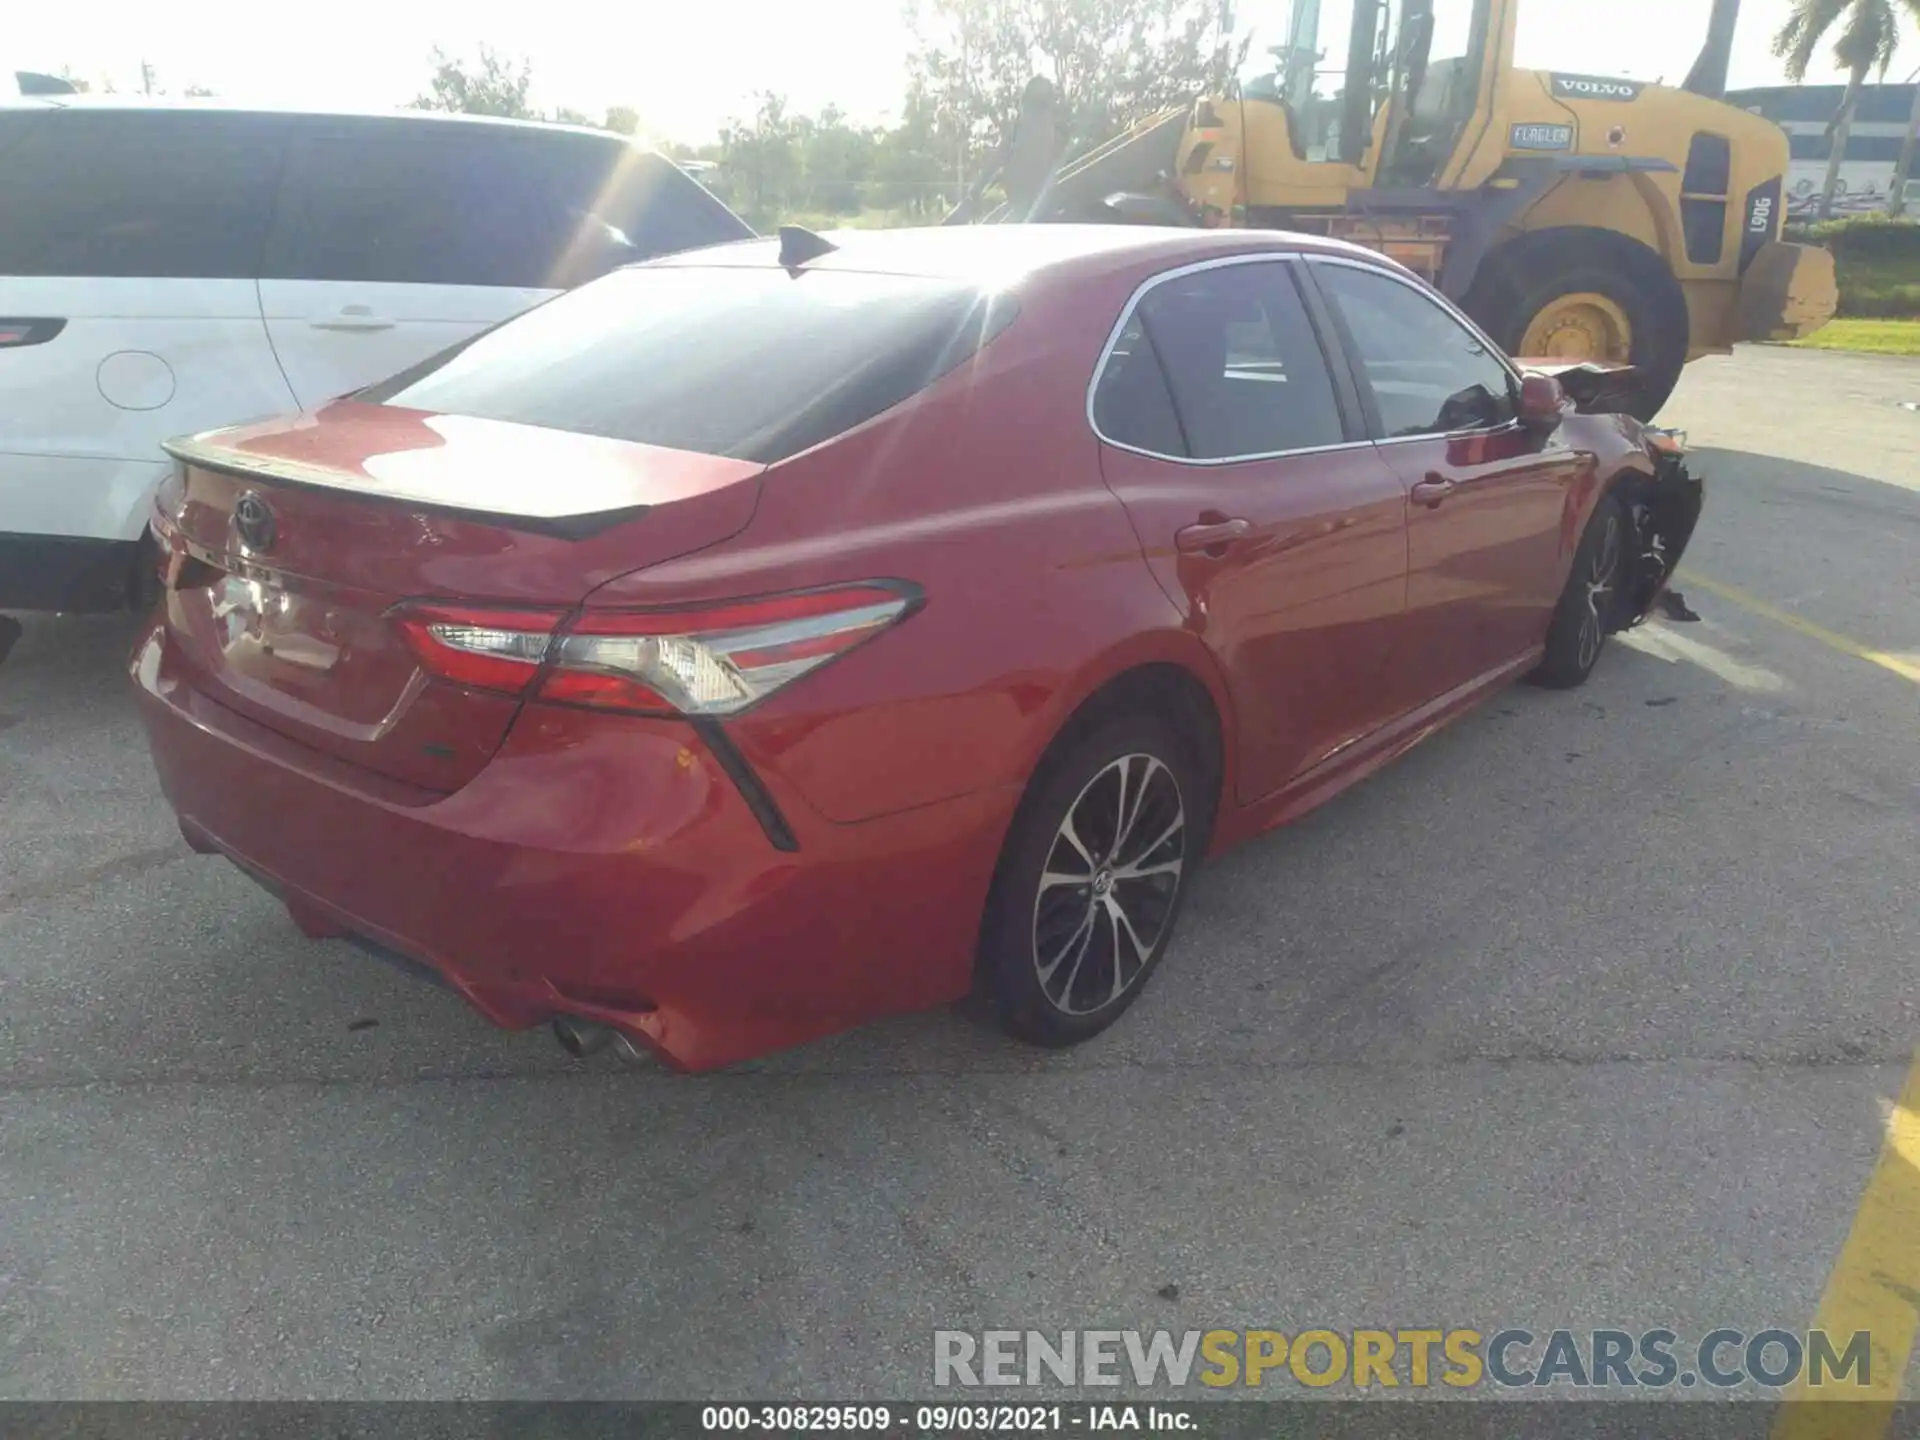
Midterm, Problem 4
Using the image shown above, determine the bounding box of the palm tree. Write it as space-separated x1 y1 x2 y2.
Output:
1683 0 1743 97
1772 0 1917 218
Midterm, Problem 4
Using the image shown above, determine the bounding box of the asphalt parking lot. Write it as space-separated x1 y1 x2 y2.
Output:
1 346 1917 1404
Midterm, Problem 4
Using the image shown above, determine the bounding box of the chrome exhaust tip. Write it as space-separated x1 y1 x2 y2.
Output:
551 1016 614 1058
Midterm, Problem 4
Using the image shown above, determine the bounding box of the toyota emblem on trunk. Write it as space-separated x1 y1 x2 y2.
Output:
232 491 277 553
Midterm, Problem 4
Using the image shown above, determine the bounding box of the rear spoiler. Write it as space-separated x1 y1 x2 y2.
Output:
160 415 764 543
1515 359 1647 416
160 436 651 542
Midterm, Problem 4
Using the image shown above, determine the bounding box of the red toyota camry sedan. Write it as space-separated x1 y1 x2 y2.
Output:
132 224 1703 1072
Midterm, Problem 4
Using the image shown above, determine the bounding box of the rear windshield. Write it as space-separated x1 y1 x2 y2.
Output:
359 263 1019 465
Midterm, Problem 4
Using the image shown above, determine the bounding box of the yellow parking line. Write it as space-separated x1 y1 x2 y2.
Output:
1681 573 1920 686
1699 567 1920 1433
1771 1051 1920 1439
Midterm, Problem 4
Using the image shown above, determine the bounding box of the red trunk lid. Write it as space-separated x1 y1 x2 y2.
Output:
154 401 762 792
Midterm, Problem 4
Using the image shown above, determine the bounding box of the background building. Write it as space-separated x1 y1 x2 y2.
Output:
1727 83 1919 219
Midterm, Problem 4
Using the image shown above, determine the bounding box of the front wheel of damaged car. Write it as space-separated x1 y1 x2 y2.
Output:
978 714 1206 1048
1528 491 1628 690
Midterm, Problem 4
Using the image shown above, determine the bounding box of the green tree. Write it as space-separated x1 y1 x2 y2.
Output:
718 92 803 226
908 0 1245 179
412 45 536 119
1772 0 1919 217
711 97 924 223
604 105 641 136
871 82 953 215
100 62 213 98
794 105 881 214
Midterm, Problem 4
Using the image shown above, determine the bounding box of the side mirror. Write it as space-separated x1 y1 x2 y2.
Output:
1517 371 1568 428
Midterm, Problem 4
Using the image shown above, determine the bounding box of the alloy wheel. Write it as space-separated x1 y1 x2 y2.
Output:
1030 753 1186 1016
1578 509 1622 672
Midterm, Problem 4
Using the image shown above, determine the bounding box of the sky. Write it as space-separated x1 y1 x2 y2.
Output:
9 0 1910 148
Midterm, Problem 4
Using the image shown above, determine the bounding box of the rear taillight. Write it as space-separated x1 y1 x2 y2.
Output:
394 604 569 695
0 319 66 349
393 582 920 716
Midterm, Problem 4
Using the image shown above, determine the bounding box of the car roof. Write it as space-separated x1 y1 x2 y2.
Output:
0 92 625 143
649 223 1413 290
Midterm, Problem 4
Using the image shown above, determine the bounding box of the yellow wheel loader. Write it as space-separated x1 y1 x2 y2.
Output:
949 0 1838 419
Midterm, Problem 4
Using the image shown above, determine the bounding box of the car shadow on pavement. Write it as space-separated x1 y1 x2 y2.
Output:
8 479 1920 1396
1684 441 1920 515
760 635 1757 1076
0 610 147 715
6 607 1674 1084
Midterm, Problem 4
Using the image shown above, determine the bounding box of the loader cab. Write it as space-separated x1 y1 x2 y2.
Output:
1378 0 1500 186
1246 0 1502 186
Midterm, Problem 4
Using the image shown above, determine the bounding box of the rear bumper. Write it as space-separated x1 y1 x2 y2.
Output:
131 620 1017 1071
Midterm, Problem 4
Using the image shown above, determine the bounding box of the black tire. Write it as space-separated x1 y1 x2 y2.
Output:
977 712 1207 1048
1527 491 1628 690
1466 232 1688 424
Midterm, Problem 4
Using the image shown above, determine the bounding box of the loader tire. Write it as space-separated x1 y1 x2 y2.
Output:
1466 231 1688 424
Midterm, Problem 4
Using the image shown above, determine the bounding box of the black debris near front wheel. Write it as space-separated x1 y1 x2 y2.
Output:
1616 438 1705 630
1529 438 1705 690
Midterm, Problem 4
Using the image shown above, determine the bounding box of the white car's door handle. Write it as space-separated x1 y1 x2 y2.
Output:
311 306 395 332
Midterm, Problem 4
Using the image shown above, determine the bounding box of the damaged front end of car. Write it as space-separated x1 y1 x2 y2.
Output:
1537 361 1706 632
1616 426 1703 629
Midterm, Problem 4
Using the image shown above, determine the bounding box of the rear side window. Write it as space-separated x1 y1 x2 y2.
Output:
265 125 752 291
0 111 287 279
1093 259 1344 460
268 128 592 289
1092 315 1189 457
358 264 1019 464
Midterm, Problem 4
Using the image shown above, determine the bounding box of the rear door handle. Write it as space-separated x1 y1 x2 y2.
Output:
1409 473 1456 507
311 306 395 332
1175 517 1253 554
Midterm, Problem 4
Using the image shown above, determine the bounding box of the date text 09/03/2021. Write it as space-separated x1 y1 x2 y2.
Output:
701 1404 1194 1432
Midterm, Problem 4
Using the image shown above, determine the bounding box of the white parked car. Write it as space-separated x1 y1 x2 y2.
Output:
0 96 756 614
